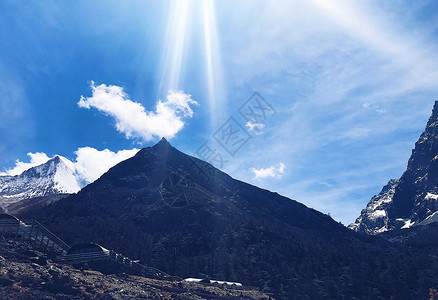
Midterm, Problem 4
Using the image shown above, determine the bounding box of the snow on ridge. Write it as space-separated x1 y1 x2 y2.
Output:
0 148 139 208
53 156 82 193
395 218 415 229
349 179 399 234
425 192 438 200
369 209 386 220
374 226 388 234
0 152 51 176
0 156 82 207
400 219 415 229
418 211 438 226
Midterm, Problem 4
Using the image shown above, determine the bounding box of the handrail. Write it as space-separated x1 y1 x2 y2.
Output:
57 251 110 262
0 217 69 254
55 249 179 281
0 221 22 226
31 220 70 251
1 215 181 282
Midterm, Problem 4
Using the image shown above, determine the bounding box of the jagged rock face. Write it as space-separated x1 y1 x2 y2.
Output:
0 156 82 210
348 179 398 234
389 102 438 225
351 101 438 234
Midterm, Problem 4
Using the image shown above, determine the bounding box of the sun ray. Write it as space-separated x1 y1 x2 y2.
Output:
201 0 224 128
158 0 224 129
159 0 191 95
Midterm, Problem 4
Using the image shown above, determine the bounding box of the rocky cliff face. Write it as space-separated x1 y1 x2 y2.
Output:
348 179 399 234
350 101 438 234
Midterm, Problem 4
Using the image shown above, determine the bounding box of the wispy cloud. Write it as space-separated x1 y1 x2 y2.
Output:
78 82 198 142
362 102 387 115
216 0 438 225
251 162 286 179
245 121 265 135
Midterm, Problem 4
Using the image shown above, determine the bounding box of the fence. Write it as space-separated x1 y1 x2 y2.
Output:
0 214 180 281
0 217 69 254
56 249 180 281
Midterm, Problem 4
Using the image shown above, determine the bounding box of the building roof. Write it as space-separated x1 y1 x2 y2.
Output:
183 278 242 286
0 213 20 223
67 242 109 255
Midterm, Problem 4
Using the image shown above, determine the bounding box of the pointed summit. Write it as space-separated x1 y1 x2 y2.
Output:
52 155 62 163
0 155 83 211
351 101 438 234
426 100 438 127
151 137 172 153
157 137 170 145
432 100 438 114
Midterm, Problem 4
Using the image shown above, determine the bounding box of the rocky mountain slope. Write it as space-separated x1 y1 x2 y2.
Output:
0 240 268 300
21 138 438 299
0 156 84 212
350 101 438 234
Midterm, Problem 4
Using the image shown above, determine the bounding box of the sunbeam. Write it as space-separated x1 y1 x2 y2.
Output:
158 0 224 128
201 0 225 127
159 0 191 95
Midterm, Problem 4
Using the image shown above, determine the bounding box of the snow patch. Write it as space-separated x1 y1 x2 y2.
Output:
370 209 386 220
374 226 388 234
401 219 415 229
425 192 438 200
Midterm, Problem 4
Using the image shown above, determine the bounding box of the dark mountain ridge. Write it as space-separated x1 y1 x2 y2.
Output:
22 138 438 299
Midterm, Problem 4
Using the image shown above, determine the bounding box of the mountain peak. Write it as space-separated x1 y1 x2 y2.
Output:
351 101 438 234
0 155 83 209
433 100 438 113
158 137 170 145
426 100 438 128
151 137 172 152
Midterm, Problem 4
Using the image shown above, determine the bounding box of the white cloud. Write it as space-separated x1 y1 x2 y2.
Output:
0 152 51 176
0 147 139 185
362 102 387 114
74 147 139 183
251 162 286 180
78 82 198 142
245 121 265 135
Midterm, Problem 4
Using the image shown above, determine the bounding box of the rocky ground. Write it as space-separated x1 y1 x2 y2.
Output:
0 240 271 299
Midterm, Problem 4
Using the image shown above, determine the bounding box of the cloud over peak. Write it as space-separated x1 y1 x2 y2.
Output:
78 82 198 142
73 147 139 184
0 152 51 176
0 148 139 186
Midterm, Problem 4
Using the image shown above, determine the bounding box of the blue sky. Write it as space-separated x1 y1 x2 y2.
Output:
1 0 438 225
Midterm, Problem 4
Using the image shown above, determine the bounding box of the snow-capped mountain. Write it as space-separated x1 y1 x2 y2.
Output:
350 101 438 234
348 179 399 234
0 155 85 210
